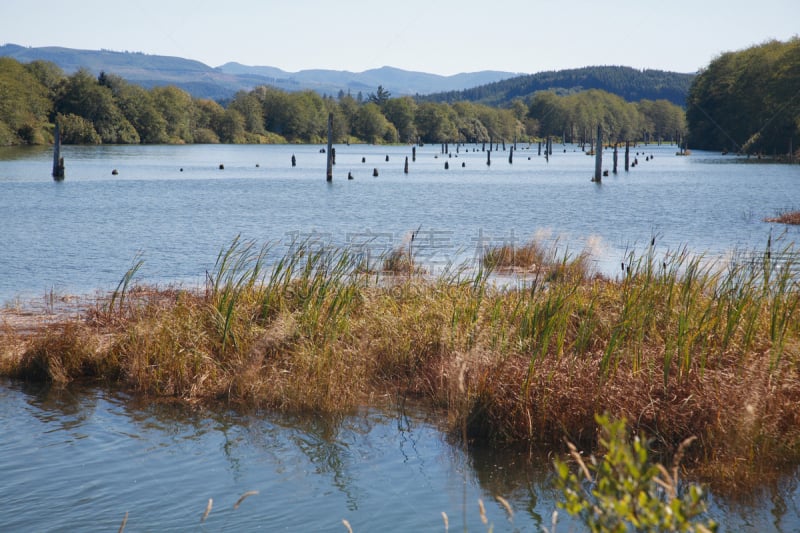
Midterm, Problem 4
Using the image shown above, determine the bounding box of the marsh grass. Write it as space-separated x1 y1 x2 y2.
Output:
765 209 800 225
2 236 799 487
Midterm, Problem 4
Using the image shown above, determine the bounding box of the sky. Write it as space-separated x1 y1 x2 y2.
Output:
2 0 798 76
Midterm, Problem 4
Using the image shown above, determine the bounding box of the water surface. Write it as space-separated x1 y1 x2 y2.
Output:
1 379 798 531
1 143 797 304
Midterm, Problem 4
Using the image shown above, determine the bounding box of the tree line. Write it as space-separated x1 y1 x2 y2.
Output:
421 66 695 107
686 38 800 155
0 56 686 148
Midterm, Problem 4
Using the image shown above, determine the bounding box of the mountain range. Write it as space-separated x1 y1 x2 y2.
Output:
0 44 694 106
0 43 519 101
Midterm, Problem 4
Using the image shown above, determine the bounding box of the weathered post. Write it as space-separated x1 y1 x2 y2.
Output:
593 124 603 182
291 154 296 167
538 141 542 156
613 143 618 174
625 140 630 171
326 113 333 181
412 146 416 162
52 122 65 181
486 150 491 166
508 147 513 164
404 156 409 174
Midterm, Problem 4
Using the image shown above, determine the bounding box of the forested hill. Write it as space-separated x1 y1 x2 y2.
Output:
421 66 696 107
0 44 518 101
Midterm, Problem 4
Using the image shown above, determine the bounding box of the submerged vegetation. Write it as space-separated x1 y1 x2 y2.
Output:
2 236 799 490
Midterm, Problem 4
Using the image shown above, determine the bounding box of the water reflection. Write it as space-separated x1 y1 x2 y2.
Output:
466 443 555 529
1 378 799 531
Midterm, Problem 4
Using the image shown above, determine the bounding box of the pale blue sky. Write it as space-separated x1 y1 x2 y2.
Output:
2 0 797 75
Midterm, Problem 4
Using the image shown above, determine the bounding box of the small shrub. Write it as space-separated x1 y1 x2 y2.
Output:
554 414 718 533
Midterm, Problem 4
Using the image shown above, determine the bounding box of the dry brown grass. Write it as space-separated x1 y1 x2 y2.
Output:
1 240 799 489
765 210 800 225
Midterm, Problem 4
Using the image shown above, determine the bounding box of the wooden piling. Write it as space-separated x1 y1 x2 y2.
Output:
625 141 630 172
52 122 64 181
613 144 618 174
486 150 491 166
404 156 409 174
593 124 603 182
326 113 333 181
508 147 513 164
412 146 416 162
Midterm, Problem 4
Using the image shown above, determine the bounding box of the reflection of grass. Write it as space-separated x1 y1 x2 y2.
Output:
765 209 800 225
2 237 800 490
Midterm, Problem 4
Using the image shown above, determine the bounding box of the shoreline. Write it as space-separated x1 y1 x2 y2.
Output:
2 239 799 495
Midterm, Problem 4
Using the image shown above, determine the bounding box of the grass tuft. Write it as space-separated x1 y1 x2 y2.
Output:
2 235 799 490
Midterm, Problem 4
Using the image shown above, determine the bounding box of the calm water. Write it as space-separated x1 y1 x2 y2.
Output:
1 379 798 532
1 143 798 304
2 144 800 531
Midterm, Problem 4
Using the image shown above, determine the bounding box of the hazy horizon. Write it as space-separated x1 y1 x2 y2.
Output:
2 0 798 76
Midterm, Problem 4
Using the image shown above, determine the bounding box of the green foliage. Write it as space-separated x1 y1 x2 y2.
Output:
355 103 395 143
415 102 459 143
423 66 694 107
687 38 800 154
229 90 266 136
0 57 53 145
555 415 718 533
368 85 391 107
0 56 690 147
528 89 685 143
382 96 417 142
151 85 195 143
56 112 101 144
56 68 139 143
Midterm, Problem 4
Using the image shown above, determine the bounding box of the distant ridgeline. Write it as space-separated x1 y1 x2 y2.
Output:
687 38 800 156
0 44 518 101
420 66 696 107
